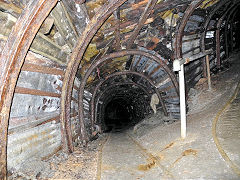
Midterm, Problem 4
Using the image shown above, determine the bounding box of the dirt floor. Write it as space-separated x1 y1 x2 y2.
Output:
9 52 240 179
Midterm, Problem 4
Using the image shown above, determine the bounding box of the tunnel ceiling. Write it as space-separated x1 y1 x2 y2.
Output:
1 0 240 177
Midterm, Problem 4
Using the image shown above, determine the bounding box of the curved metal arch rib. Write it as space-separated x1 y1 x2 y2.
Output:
78 49 180 142
224 3 240 57
200 0 232 53
175 0 205 59
90 75 155 134
60 0 127 152
0 0 58 178
216 3 239 68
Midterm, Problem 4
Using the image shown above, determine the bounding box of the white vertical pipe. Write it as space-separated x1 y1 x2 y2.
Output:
179 64 186 139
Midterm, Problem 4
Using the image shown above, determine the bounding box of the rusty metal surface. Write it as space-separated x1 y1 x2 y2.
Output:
126 0 158 49
60 0 128 151
175 0 205 59
225 5 238 58
224 4 240 58
199 0 231 76
78 50 178 141
200 0 230 53
90 79 152 133
0 0 58 178
230 9 239 53
216 3 236 69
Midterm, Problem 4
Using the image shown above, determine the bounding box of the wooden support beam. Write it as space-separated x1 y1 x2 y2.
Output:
30 32 69 65
51 1 78 50
126 0 158 49
0 11 69 65
0 1 22 15
113 8 121 50
15 86 61 98
21 63 65 76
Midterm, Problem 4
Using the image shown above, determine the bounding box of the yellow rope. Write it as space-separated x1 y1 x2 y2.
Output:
212 82 240 176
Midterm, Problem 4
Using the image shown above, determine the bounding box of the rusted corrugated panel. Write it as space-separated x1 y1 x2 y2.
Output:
7 121 61 170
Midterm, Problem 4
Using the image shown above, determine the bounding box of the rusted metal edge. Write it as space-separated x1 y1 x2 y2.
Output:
8 115 60 135
200 0 231 76
60 0 128 152
0 0 58 178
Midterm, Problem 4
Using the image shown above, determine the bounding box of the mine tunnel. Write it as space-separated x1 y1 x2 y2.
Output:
1 0 240 179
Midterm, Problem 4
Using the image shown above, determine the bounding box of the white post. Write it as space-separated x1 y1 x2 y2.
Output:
179 64 186 139
206 55 212 90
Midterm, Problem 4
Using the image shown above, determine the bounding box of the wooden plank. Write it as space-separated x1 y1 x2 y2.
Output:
0 1 22 15
0 11 17 36
15 86 61 98
0 11 68 65
15 87 79 103
30 32 69 65
50 2 78 49
21 63 65 76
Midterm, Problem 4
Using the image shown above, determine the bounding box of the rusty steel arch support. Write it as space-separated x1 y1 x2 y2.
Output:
225 5 239 57
216 3 239 68
126 0 158 49
78 50 179 143
225 4 240 57
94 82 151 129
175 0 205 59
199 0 231 76
90 77 154 133
91 71 167 129
78 49 179 141
0 0 58 178
230 8 240 52
60 0 127 152
200 0 231 53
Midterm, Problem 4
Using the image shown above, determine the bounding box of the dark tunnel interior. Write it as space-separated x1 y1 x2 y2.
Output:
97 84 152 132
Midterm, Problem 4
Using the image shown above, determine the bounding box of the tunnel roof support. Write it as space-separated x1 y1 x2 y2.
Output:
175 0 205 59
91 81 151 133
179 64 186 139
225 5 239 58
216 3 238 69
77 49 179 143
60 0 127 151
200 0 231 55
126 0 158 49
90 73 159 135
0 0 58 178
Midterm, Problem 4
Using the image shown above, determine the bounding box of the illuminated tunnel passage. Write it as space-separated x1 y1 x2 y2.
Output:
96 84 152 132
